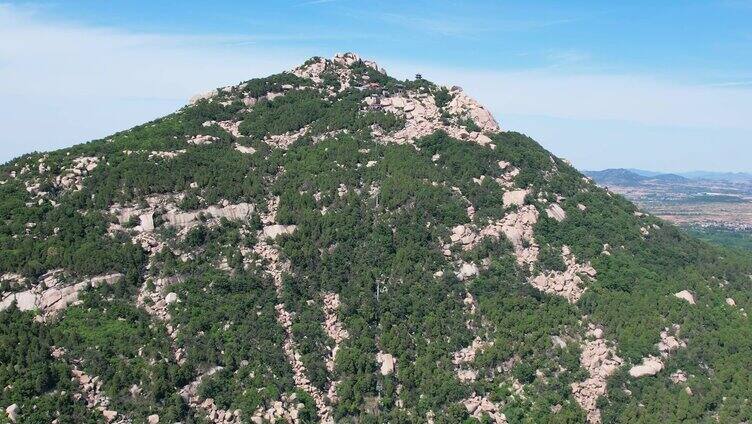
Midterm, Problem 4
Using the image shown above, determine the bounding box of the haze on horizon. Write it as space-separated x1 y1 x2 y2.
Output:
1 1 751 172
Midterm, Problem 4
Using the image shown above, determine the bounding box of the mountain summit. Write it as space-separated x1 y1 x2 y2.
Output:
1 53 750 424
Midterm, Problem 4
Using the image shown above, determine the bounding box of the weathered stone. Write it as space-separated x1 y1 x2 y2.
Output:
674 290 695 305
5 404 18 423
629 357 663 378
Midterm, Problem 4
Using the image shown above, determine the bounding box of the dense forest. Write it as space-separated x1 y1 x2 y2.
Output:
1 53 750 424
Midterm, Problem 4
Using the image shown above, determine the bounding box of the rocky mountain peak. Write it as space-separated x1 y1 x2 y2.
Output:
1 53 750 424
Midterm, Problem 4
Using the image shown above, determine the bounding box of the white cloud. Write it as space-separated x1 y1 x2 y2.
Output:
1 3 750 171
385 64 752 132
0 4 306 161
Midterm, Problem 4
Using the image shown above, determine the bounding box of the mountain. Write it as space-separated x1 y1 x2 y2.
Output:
586 169 691 186
680 171 752 183
584 169 647 185
1 53 751 424
616 169 752 183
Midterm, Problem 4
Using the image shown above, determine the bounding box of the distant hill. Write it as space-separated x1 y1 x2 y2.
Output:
619 168 752 183
584 168 647 185
680 171 752 182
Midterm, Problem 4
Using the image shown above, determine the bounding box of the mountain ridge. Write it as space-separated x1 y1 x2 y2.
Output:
1 53 751 424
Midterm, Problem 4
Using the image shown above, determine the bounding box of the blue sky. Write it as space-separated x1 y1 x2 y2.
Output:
1 1 751 171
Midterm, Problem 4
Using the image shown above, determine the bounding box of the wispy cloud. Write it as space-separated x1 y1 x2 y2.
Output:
298 0 338 5
0 3 303 161
705 80 752 87
371 11 577 38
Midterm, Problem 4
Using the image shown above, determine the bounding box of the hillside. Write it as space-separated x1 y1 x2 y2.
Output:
1 53 751 424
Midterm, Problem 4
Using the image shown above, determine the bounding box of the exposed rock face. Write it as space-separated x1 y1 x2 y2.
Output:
499 205 540 269
164 203 255 229
674 290 696 304
262 224 297 240
531 246 596 303
187 134 218 145
234 144 256 154
502 189 528 207
188 89 219 105
571 325 623 424
0 272 123 318
545 203 567 222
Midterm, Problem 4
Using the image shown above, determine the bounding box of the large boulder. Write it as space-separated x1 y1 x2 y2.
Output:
629 357 663 378
674 290 696 305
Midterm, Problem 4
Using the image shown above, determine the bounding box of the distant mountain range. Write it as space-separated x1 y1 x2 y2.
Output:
585 168 752 185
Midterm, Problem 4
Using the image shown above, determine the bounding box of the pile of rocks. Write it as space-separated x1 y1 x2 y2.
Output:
54 156 99 192
658 325 686 357
67 360 121 423
462 394 507 423
571 325 623 424
377 87 500 148
446 204 540 270
530 246 596 303
250 393 307 423
180 366 244 423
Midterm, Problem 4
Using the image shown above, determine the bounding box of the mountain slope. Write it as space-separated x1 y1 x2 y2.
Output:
1 53 751 424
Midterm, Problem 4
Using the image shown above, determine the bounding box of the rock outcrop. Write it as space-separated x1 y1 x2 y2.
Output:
674 290 696 304
1 272 123 319
628 356 663 378
462 394 507 423
571 325 623 424
530 246 596 303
